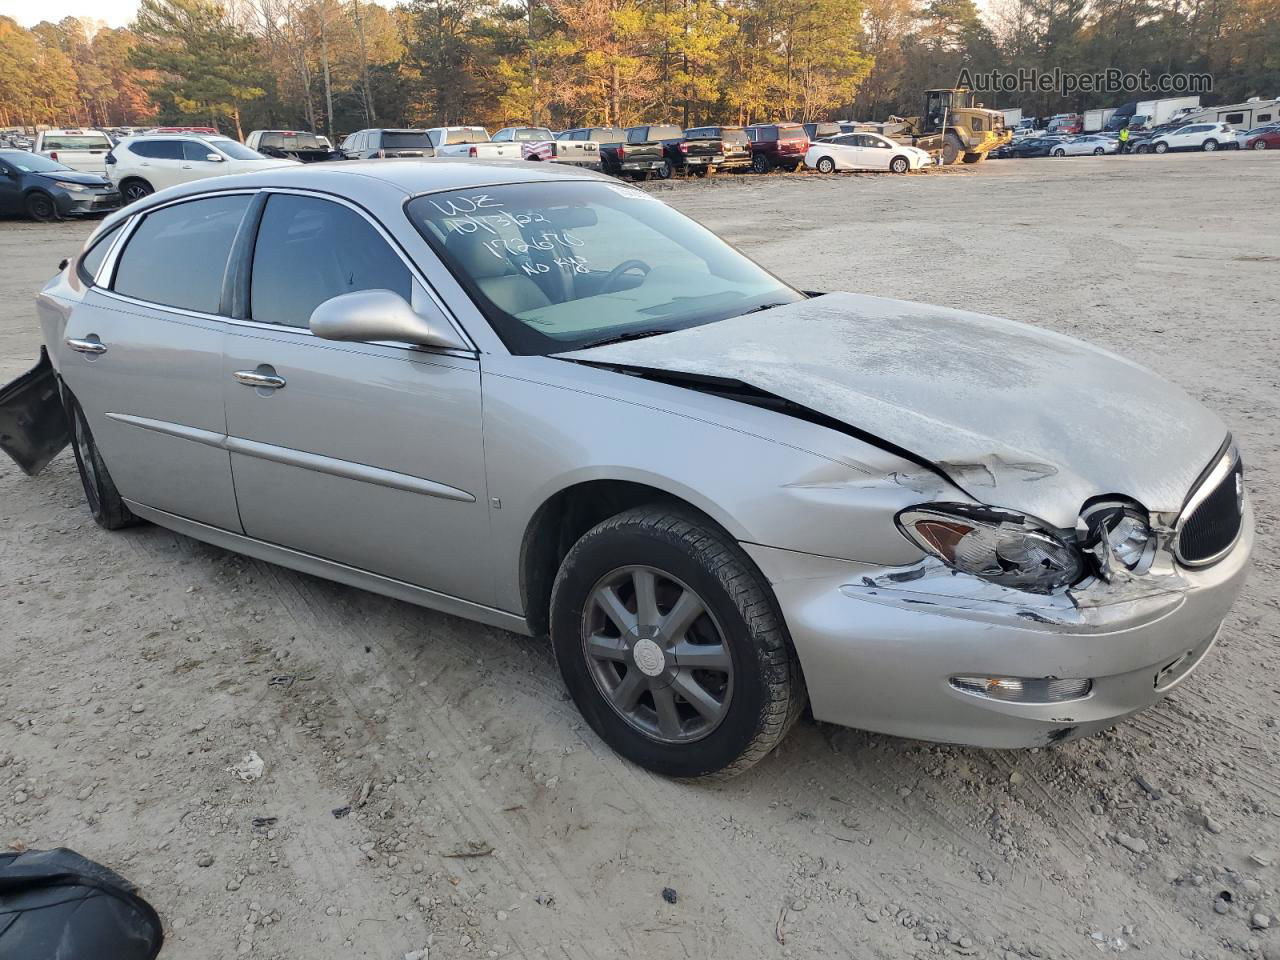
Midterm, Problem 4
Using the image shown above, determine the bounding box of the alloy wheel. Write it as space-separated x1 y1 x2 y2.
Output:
581 565 733 744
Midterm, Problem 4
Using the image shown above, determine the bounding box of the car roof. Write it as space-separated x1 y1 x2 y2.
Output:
124 133 228 141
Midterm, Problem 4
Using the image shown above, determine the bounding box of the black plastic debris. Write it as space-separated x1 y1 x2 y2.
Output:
0 847 163 960
661 886 678 904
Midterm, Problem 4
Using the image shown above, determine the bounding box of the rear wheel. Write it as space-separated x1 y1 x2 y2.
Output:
550 506 806 779
120 178 154 203
1093 147 1105 155
1052 148 1066 157
1154 141 1169 154
1202 139 1218 152
66 393 139 530
751 153 771 174
25 191 58 222
815 156 836 174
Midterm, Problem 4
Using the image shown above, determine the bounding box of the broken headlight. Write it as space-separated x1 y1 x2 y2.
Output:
1080 501 1156 576
896 503 1083 593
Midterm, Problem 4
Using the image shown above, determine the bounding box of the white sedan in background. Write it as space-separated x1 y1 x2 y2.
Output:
805 132 932 174
1049 135 1119 157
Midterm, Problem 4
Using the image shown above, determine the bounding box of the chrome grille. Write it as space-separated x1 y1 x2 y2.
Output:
1176 453 1243 566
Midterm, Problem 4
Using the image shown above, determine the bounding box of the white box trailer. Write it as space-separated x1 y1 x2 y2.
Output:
1134 97 1201 127
1083 107 1116 132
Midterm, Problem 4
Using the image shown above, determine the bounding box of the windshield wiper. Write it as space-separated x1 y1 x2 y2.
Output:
576 328 675 350
734 302 789 317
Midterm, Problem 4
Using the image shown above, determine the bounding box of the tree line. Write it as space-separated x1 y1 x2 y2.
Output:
1 0 1276 138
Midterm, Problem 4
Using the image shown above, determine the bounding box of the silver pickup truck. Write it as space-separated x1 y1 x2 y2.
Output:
493 127 601 168
426 127 522 159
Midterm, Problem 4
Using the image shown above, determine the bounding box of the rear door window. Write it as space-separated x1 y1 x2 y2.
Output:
113 194 251 313
249 193 412 329
78 221 125 284
129 140 184 160
42 134 111 151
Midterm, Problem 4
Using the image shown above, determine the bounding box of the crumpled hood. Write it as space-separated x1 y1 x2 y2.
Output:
562 292 1228 528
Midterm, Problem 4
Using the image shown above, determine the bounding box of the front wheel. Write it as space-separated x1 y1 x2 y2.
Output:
815 156 836 174
1255 140 1268 150
550 506 806 779
25 191 58 222
120 178 154 203
890 156 910 173
1202 139 1218 152
629 171 650 182
654 159 673 180
66 392 139 530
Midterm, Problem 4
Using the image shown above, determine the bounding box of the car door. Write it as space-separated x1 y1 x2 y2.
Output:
219 190 493 603
0 158 20 215
59 192 249 530
862 135 894 169
129 139 186 189
177 139 227 183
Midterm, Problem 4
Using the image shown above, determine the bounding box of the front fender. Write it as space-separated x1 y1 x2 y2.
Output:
481 356 959 613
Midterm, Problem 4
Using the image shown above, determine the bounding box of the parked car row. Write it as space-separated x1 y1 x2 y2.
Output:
993 120 1275 159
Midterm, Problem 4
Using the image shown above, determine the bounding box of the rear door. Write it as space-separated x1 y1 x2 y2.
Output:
60 193 249 529
220 190 492 602
127 139 186 190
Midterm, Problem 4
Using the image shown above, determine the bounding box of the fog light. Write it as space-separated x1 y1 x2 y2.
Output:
950 675 1092 703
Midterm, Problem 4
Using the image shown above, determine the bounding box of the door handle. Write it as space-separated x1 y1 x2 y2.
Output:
233 369 286 390
66 336 107 355
181 164 193 169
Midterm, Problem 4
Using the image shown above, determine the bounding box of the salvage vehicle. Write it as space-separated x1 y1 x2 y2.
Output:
744 123 809 172
497 127 602 167
1 161 1251 778
1149 122 1239 153
1003 136 1064 158
557 127 663 180
425 127 522 160
245 130 338 163
885 88 1012 165
623 124 721 179
682 125 752 172
339 129 435 160
0 149 122 221
33 129 115 175
1048 135 1117 157
107 134 296 203
803 132 932 173
1241 125 1280 150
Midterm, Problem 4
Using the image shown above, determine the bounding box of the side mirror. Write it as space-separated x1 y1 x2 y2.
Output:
206 153 224 162
310 289 468 350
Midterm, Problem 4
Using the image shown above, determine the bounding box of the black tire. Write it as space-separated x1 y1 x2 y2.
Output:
1255 140 1268 150
941 133 964 165
25 191 58 222
751 153 771 174
629 171 650 182
890 156 910 173
1201 139 1218 152
692 165 709 177
1052 148 1066 157
550 506 806 779
815 156 835 174
1154 141 1169 154
120 178 154 203
654 159 673 180
1093 147 1105 155
65 392 139 530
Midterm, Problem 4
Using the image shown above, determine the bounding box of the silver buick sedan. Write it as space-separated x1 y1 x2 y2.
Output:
2 161 1251 778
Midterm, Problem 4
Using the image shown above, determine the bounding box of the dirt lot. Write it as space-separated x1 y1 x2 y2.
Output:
2 152 1278 960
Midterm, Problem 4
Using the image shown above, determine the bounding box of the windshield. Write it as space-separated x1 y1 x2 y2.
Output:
444 128 490 145
41 134 111 150
210 139 267 160
510 128 552 141
264 132 325 150
0 150 70 173
406 181 802 355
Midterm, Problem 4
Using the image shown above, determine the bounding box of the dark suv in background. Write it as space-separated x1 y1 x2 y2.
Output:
745 123 809 172
339 129 435 159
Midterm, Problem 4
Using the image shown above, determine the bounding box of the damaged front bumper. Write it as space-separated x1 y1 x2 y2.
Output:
744 502 1253 748
0 348 70 476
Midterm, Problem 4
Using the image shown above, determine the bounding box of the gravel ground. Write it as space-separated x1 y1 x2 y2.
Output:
2 152 1278 960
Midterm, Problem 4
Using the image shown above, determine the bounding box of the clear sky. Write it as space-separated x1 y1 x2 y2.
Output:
0 0 396 28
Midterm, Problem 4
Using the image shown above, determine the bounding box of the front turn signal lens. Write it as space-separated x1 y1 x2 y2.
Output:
950 676 1092 703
